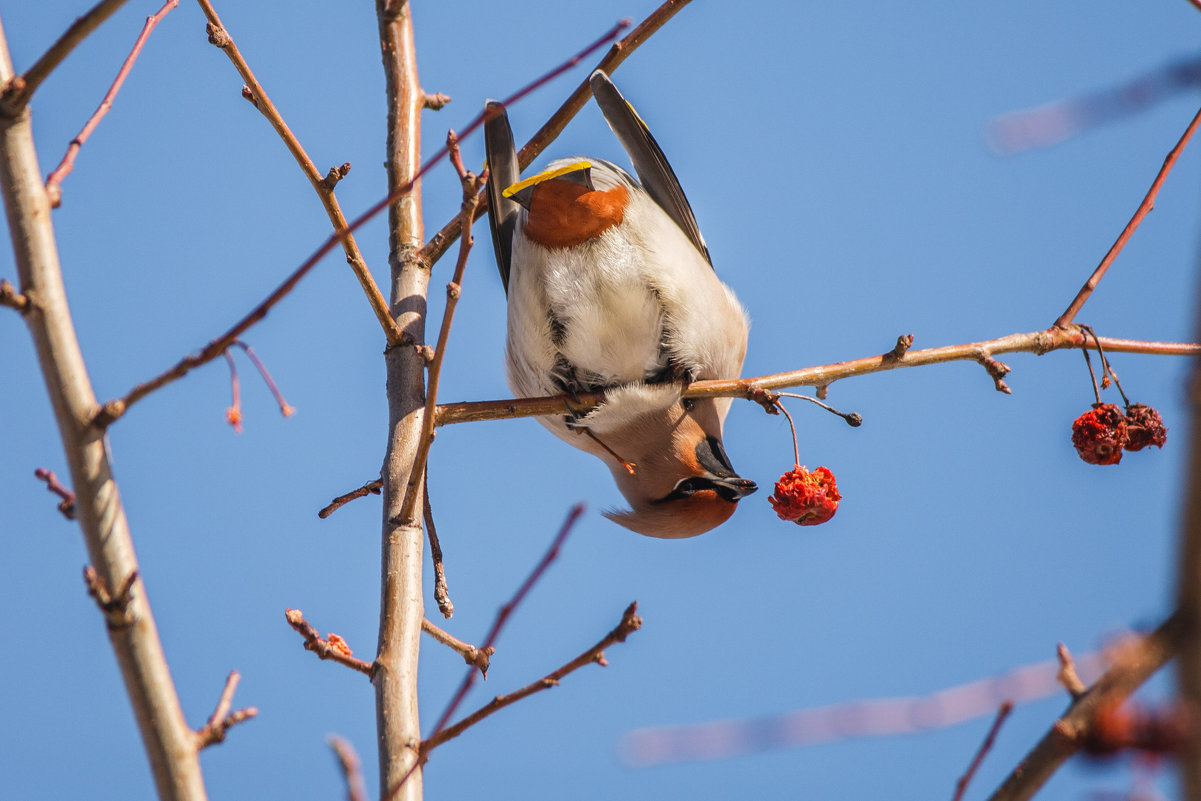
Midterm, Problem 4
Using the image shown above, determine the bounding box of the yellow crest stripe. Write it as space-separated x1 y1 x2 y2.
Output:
502 160 592 198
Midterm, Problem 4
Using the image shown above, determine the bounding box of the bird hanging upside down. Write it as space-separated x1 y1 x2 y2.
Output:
485 70 756 538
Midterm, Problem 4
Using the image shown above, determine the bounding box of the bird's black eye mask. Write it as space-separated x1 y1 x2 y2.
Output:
657 476 744 504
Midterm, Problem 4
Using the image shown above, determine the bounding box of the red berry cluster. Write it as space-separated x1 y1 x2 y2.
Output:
1071 402 1166 466
770 465 841 526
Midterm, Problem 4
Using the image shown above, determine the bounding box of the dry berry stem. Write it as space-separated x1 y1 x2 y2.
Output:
774 398 801 466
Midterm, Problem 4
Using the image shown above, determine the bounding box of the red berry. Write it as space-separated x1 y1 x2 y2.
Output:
770 465 841 525
1071 403 1128 465
1124 403 1167 452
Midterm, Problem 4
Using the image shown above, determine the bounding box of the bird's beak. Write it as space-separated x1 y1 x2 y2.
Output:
712 475 758 500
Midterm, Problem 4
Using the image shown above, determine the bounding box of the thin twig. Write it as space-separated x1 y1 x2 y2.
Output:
985 613 1180 801
284 609 375 676
97 15 628 429
318 478 383 518
44 0 177 208
400 130 485 524
418 0 694 268
1054 100 1201 327
421 619 492 675
428 504 586 736
952 702 1014 801
34 467 76 519
328 736 369 801
0 0 130 114
422 601 642 752
195 0 400 344
194 671 258 749
435 328 1201 427
423 473 453 618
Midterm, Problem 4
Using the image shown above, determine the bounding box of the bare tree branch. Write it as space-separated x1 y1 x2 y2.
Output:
422 601 642 752
985 613 1179 801
374 2 429 798
435 328 1201 427
0 15 208 799
194 671 257 749
195 0 401 345
1054 100 1201 327
44 0 178 208
0 0 130 114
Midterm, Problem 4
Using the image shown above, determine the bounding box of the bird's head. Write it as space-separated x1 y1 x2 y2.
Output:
597 395 757 538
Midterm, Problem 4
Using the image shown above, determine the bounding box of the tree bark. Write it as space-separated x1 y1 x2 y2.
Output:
373 3 428 800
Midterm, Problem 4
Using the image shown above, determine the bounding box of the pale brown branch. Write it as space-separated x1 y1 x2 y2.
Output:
285 609 375 676
44 0 177 208
374 3 428 799
195 671 257 749
435 328 1201 427
417 0 693 267
985 613 1179 801
195 0 400 345
422 601 642 752
421 619 492 675
952 702 1014 801
328 736 369 801
0 20 206 797
0 0 130 114
1054 100 1201 327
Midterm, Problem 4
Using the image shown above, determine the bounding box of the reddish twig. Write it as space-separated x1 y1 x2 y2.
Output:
223 350 242 433
428 504 586 736
233 341 295 417
194 671 257 749
318 477 383 518
421 619 492 675
328 735 369 801
422 601 642 752
96 17 628 429
284 609 375 676
418 0 695 268
952 701 1014 801
34 467 76 519
436 328 1201 427
1054 100 1201 327
44 0 177 208
0 0 131 114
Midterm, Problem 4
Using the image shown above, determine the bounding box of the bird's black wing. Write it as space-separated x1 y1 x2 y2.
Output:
589 70 713 267
484 100 521 292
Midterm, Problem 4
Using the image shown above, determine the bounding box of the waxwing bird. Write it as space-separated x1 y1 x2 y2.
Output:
484 70 756 538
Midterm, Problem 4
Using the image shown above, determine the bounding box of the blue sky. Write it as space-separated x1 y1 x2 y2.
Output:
3 1 1200 799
